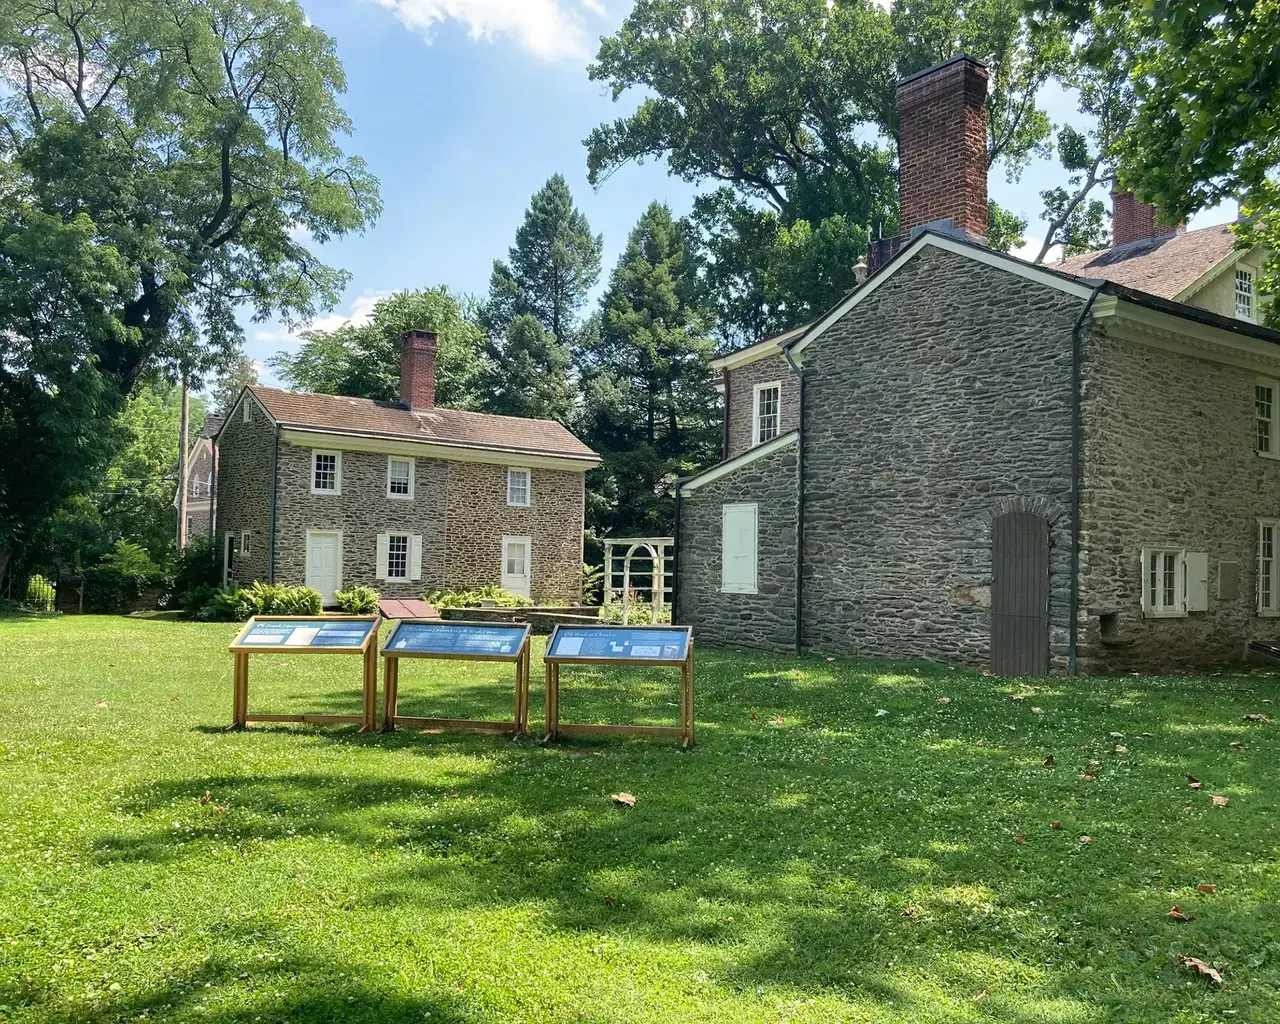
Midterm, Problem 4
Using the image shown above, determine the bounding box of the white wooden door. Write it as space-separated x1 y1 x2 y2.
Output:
501 535 531 599
306 531 342 605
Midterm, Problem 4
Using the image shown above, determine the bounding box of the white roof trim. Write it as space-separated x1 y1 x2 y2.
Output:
278 427 599 471
1174 242 1263 302
710 323 811 372
216 387 275 439
790 233 1100 357
679 431 798 495
1093 296 1280 375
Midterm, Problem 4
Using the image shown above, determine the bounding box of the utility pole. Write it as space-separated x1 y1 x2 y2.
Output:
177 368 190 549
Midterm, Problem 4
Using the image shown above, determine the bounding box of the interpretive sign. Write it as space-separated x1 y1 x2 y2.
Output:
380 620 532 736
228 615 381 731
542 624 695 748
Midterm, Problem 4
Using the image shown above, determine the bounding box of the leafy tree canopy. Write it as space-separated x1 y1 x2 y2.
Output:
271 289 486 409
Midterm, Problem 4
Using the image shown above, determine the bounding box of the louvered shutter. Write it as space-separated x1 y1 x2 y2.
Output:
376 533 389 581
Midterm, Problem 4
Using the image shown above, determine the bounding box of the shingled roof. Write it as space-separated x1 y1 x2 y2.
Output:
244 386 599 463
1054 222 1241 299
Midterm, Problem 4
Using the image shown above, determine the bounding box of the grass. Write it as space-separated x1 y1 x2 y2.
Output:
0 617 1278 1024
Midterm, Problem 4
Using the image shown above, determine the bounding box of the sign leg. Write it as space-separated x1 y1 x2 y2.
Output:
233 653 249 729
684 648 695 750
382 658 397 732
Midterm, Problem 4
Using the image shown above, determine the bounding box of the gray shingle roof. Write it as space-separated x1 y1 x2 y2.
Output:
1053 223 1240 299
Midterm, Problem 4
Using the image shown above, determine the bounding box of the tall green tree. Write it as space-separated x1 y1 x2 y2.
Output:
271 289 486 408
0 0 379 585
480 175 602 420
587 0 1066 346
580 203 720 538
211 352 260 416
1033 0 1280 309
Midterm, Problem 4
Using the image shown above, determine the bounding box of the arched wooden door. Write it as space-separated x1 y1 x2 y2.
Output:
991 512 1050 677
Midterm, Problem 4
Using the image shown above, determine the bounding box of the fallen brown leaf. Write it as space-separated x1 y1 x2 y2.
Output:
901 906 918 918
611 792 636 808
1212 795 1229 807
94 700 107 708
199 791 212 805
1166 905 1193 922
1110 732 1126 739
1031 706 1044 714
1051 820 1062 830
603 895 616 905
1079 835 1093 845
750 712 758 721
972 989 988 1002
170 696 181 702
1182 805 1192 814
1196 883 1216 894
1042 754 1055 767
1013 835 1027 846
1011 695 1025 702
1178 955 1223 985
1139 732 1153 738
211 805 227 815
1080 770 1098 782
1114 745 1128 754
1187 776 1203 790
1244 714 1272 723
770 716 785 725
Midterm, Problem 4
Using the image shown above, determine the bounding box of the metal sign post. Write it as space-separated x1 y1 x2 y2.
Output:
380 620 533 736
228 615 382 732
541 624 694 749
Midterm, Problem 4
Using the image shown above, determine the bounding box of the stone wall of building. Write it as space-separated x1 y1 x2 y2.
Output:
677 439 798 652
213 395 276 586
799 245 1083 671
724 353 801 460
443 461 584 603
1077 327 1280 670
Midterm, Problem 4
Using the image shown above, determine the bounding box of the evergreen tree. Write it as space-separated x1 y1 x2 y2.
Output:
481 175 602 420
580 202 720 538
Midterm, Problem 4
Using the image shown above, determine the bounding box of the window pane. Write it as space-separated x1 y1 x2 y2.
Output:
506 542 525 575
387 535 409 580
1237 270 1254 319
1264 526 1274 610
1258 386 1273 452
508 469 529 505
314 453 336 491
1162 553 1176 608
757 386 780 443
389 459 411 495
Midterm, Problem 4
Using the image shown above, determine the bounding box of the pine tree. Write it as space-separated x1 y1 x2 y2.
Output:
481 175 602 421
580 202 719 537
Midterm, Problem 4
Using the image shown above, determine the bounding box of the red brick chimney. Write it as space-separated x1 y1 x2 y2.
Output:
400 330 437 411
1111 190 1184 247
895 55 990 242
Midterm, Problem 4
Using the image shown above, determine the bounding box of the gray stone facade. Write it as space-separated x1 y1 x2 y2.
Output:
1076 328 1280 670
799 246 1079 670
724 353 800 460
677 438 798 652
215 397 586 603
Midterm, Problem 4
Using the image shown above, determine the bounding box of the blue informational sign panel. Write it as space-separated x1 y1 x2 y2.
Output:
237 618 377 650
386 621 528 658
547 626 690 662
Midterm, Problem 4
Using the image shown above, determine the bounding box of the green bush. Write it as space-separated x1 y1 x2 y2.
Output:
580 563 603 605
180 583 220 618
83 540 167 613
173 536 219 601
598 601 672 625
335 585 380 614
202 582 324 621
24 574 56 613
424 585 533 609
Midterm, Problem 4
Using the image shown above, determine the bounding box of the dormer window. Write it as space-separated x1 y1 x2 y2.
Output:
753 382 781 445
1236 268 1255 321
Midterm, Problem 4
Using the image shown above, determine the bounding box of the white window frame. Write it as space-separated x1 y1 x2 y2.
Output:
752 381 782 447
1141 546 1187 618
311 450 342 495
240 530 251 557
1257 378 1279 459
721 502 759 595
1259 520 1280 616
385 532 410 581
386 456 415 500
1236 266 1255 322
507 467 531 507
242 398 251 423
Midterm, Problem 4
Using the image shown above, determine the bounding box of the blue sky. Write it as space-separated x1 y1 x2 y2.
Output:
247 0 1232 386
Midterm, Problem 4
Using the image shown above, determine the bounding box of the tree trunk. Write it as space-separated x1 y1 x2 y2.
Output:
0 547 10 597
177 371 190 548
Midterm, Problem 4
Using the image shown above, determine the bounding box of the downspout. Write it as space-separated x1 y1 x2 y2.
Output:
783 346 805 654
721 371 731 460
1069 284 1105 676
672 481 682 624
267 426 280 583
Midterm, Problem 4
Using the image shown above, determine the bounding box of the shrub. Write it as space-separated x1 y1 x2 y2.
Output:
24 574 56 613
83 540 167 613
335 585 380 614
173 536 219 600
598 601 672 625
424 585 533 609
580 563 604 605
203 582 323 621
180 583 220 618
272 585 322 616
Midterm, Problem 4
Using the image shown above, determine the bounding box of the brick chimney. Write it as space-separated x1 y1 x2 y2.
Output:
1111 190 1184 247
400 330 437 411
895 55 990 243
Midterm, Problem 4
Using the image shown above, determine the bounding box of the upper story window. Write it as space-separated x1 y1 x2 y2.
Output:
387 457 414 499
1258 379 1278 458
311 450 341 494
1236 268 1255 321
753 382 781 446
507 467 531 507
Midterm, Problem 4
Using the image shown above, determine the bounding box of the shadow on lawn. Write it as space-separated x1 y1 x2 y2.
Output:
89 654 1280 1020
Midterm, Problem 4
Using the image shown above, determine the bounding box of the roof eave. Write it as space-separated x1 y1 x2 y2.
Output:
274 421 601 464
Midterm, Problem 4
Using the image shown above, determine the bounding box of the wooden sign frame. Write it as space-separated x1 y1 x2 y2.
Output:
541 623 695 749
380 619 532 737
228 615 382 732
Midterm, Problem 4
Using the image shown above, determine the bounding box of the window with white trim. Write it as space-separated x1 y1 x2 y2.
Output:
387 457 414 499
240 531 251 556
507 467 531 507
752 382 781 446
376 532 421 582
311 450 340 494
1257 380 1277 456
1236 267 1255 321
386 533 409 581
1260 520 1280 615
242 399 251 423
1141 547 1187 617
721 503 759 594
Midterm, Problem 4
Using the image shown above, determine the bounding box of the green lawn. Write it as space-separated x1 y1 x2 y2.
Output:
1 617 1277 1023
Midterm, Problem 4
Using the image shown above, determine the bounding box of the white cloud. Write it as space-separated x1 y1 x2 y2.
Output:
369 0 604 61
253 291 390 345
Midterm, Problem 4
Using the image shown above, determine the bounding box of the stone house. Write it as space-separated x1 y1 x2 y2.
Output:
213 331 599 605
676 55 1276 675
174 414 221 545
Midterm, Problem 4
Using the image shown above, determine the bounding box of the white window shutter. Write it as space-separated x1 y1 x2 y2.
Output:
409 535 423 581
376 533 389 581
333 452 342 495
721 504 758 593
1185 552 1209 612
